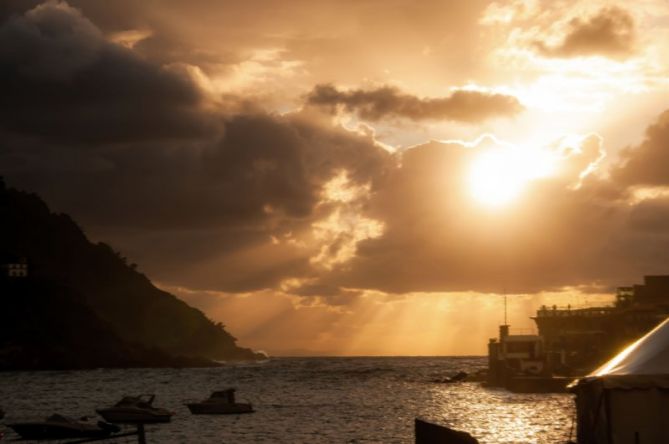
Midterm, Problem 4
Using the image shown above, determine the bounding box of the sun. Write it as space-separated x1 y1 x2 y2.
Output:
468 147 554 207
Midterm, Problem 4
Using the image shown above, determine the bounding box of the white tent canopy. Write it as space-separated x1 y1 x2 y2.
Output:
592 317 669 377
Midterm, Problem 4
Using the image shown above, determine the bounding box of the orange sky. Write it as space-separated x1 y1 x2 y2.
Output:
3 0 669 355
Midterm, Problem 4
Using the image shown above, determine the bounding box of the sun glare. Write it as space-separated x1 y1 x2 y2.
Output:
468 148 555 207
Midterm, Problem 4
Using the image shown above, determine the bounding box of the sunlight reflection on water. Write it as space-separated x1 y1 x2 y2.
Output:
0 357 573 443
426 384 573 443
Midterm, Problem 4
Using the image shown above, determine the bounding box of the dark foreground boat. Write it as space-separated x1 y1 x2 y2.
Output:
8 414 119 440
186 388 254 414
97 394 173 423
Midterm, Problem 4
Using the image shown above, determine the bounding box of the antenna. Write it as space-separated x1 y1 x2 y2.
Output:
504 289 508 325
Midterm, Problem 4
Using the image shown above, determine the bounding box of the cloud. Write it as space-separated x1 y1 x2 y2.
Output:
613 110 669 186
0 2 395 293
628 197 669 233
3 0 669 359
0 0 211 144
533 7 635 59
2 110 393 292
306 84 524 123
296 128 669 295
4 1 669 304
0 0 493 99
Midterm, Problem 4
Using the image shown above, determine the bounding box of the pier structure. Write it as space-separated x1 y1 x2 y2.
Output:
533 276 669 373
486 275 669 392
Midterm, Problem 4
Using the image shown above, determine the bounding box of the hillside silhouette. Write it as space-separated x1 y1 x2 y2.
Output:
0 178 262 369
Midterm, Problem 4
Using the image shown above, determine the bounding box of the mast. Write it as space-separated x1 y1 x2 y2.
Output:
504 289 507 326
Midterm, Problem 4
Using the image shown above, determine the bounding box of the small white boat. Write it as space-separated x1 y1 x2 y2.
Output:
97 394 173 423
186 389 254 414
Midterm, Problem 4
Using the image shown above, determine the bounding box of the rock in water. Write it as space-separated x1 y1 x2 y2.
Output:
415 418 479 444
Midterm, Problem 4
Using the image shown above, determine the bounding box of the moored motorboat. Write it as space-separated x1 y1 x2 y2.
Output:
97 394 173 423
8 414 119 440
186 388 254 414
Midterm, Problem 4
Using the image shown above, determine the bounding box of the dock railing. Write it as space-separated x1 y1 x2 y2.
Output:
534 304 616 318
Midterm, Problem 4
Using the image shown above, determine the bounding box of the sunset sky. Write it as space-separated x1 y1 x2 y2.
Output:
2 0 669 355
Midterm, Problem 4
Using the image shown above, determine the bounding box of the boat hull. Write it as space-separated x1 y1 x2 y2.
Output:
96 408 172 424
186 402 254 415
9 422 116 440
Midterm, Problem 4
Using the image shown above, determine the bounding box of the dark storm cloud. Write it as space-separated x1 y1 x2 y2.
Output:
534 7 635 59
0 1 393 292
306 84 524 123
3 111 392 292
0 1 212 144
15 112 390 231
613 110 669 186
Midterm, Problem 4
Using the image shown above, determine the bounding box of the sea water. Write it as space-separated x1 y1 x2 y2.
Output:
0 357 574 443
